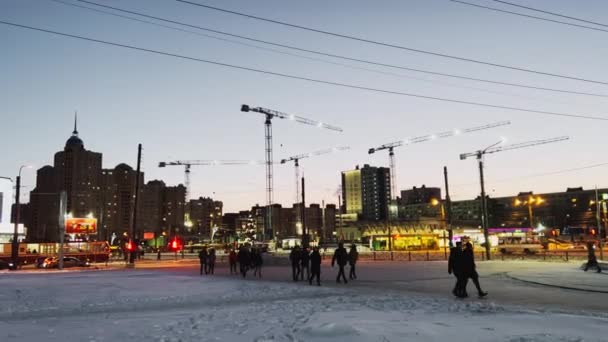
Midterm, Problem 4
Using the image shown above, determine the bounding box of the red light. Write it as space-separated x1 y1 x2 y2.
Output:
172 240 178 249
590 229 596 235
126 241 134 251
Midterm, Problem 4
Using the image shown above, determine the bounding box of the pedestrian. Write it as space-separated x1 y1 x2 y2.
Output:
208 248 216 275
348 244 359 280
332 242 348 284
448 241 468 298
229 248 238 275
289 245 302 281
238 245 251 278
462 242 488 297
157 249 161 261
300 247 311 281
252 248 263 278
309 246 322 286
198 247 208 276
584 242 602 273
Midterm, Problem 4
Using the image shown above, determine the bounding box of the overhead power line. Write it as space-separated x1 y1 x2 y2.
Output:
175 0 608 86
489 0 608 28
2 19 608 122
68 0 608 98
453 161 608 187
450 0 608 34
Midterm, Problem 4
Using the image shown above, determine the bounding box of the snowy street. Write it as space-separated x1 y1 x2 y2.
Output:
1 260 607 342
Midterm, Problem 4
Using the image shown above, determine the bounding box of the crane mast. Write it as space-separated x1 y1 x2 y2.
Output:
460 136 569 261
242 104 343 242
280 146 350 230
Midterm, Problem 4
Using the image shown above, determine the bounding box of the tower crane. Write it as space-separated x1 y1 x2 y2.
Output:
368 121 510 201
280 146 350 205
281 146 350 231
241 104 343 241
158 160 264 201
460 136 569 260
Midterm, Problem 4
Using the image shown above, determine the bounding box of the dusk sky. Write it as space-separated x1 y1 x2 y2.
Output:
2 0 608 212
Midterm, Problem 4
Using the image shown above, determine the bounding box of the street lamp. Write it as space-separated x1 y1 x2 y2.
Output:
514 195 544 228
431 198 448 257
11 165 32 270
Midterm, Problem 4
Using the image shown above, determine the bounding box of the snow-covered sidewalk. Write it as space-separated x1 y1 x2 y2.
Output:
504 261 608 293
1 268 608 342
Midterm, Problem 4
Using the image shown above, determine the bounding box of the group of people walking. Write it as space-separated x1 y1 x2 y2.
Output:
289 242 359 285
198 247 217 275
448 241 488 298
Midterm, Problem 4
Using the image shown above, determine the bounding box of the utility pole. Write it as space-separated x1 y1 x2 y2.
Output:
301 176 309 249
443 166 453 246
478 155 491 261
129 144 142 265
58 191 67 270
595 186 604 260
10 175 21 270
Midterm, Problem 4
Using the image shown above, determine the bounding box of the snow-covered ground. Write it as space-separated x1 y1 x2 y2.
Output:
1 265 607 342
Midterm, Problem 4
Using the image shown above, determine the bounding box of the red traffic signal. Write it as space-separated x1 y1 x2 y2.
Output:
590 229 597 236
169 238 182 251
125 241 135 251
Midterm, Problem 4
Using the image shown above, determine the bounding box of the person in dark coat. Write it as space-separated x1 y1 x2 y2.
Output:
228 249 238 275
462 242 487 297
448 241 468 298
300 247 311 281
348 244 359 280
252 248 263 278
289 246 302 281
198 247 208 276
207 248 216 275
309 246 322 286
237 245 251 278
584 242 602 273
332 242 348 284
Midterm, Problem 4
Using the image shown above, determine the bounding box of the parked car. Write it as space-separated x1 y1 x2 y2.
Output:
43 257 90 268
0 260 15 270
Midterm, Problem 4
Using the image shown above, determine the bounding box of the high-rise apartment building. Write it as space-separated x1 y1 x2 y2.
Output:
341 164 391 221
99 164 144 241
188 197 223 238
341 168 362 215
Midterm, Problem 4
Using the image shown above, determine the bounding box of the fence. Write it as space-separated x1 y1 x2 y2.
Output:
358 250 590 262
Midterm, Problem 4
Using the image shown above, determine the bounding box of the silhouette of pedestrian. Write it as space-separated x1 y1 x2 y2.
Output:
300 247 311 281
252 248 263 278
238 245 251 278
348 244 358 280
198 247 208 276
584 242 602 273
290 246 302 281
229 248 238 275
157 249 161 261
208 248 216 275
463 242 487 297
309 246 322 286
448 241 468 298
332 242 348 284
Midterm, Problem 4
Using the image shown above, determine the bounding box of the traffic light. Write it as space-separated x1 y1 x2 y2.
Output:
550 230 557 237
590 228 597 236
169 238 181 251
125 240 135 251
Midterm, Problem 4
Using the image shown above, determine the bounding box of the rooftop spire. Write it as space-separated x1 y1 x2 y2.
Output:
73 111 78 135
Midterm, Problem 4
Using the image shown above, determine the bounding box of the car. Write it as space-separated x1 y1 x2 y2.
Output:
0 260 15 270
43 257 90 268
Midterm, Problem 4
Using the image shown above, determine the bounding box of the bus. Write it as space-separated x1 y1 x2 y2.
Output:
0 241 111 267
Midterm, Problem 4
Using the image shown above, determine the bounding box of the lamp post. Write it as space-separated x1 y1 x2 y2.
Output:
431 198 448 257
514 195 544 228
11 165 31 270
